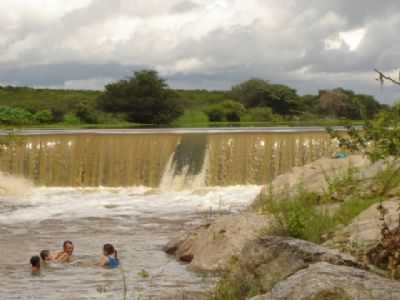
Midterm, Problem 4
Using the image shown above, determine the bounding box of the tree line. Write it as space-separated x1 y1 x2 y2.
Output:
0 70 389 126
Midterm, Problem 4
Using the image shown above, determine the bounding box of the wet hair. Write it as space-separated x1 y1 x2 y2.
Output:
103 244 118 259
40 250 50 261
63 240 73 248
30 256 40 268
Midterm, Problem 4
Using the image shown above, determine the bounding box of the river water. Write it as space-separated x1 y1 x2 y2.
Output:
0 128 336 299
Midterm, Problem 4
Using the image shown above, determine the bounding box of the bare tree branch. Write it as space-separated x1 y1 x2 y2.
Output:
374 69 400 86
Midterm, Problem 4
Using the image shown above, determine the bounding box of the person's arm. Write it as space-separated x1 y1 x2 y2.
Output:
97 256 108 267
56 253 70 263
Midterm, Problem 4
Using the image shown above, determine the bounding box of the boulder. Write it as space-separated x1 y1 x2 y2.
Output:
164 212 271 272
325 199 400 252
236 236 363 292
251 262 400 300
255 155 370 202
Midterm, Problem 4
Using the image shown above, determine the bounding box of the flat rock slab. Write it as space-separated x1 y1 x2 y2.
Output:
164 212 271 272
251 262 400 300
237 236 363 292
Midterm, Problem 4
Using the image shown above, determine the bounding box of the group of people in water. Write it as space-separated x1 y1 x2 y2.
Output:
30 241 119 274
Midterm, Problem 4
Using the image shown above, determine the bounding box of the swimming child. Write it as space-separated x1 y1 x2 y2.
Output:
40 250 54 262
30 256 41 274
98 244 119 269
54 240 74 263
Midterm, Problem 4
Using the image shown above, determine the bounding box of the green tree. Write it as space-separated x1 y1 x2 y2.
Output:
319 88 382 120
98 70 184 124
230 79 299 115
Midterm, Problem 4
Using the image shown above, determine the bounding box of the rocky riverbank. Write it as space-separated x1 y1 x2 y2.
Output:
163 155 400 300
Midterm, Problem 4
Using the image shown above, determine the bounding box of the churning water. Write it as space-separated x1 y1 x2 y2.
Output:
0 129 336 299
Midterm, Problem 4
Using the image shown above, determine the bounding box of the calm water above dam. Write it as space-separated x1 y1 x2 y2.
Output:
0 128 336 300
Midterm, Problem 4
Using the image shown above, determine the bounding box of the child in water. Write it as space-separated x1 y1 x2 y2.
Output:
98 244 119 269
40 250 54 263
30 256 41 274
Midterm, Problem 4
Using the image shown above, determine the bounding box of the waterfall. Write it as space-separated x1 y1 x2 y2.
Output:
159 148 209 191
0 131 336 187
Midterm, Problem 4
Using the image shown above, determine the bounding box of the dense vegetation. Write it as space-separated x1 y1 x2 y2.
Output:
0 70 388 127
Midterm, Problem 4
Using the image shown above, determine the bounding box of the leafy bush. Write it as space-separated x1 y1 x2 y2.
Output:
63 113 81 125
33 110 53 124
75 102 98 124
205 106 226 122
0 106 33 125
204 100 246 122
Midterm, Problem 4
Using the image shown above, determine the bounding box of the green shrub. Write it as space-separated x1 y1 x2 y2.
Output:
0 106 34 125
265 189 335 243
33 109 53 124
75 102 98 124
205 106 226 122
204 100 245 122
63 113 81 125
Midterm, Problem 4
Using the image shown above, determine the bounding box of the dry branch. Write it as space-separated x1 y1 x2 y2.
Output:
374 69 400 86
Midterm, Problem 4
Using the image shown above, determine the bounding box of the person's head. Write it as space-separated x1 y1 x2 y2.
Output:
63 240 74 256
30 256 40 270
40 250 50 261
103 244 117 257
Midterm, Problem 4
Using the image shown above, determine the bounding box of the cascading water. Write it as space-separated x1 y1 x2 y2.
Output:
160 135 209 191
0 129 337 299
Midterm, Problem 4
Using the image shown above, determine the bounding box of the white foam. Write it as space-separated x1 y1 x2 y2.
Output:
0 185 262 224
0 172 34 199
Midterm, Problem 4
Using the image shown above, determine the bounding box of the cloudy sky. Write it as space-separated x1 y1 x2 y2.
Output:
1 0 399 103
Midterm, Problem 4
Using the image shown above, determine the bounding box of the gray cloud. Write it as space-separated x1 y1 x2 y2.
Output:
170 1 200 14
0 0 399 103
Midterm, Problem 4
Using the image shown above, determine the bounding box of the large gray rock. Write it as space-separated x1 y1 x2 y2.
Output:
236 236 363 292
256 155 370 200
325 199 400 252
164 212 271 272
251 262 400 300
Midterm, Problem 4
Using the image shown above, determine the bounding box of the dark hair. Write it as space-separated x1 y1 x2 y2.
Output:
30 256 40 268
103 244 118 259
63 240 73 248
40 250 50 261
